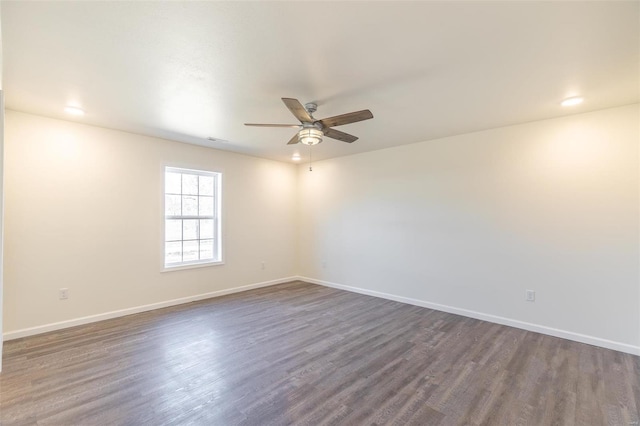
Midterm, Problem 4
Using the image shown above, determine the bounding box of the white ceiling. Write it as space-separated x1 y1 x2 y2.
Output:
2 1 638 163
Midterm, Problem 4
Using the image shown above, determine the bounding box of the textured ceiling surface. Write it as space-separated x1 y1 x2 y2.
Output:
2 1 638 162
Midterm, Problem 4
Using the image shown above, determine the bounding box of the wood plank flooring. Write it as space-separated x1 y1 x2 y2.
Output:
1 281 638 425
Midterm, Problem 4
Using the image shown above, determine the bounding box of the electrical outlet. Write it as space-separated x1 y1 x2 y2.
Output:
59 288 69 300
261 261 266 270
525 290 535 302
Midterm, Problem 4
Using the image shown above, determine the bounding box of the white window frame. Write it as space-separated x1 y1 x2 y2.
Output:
162 166 223 271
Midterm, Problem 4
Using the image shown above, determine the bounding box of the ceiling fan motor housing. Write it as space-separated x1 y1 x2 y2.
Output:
304 103 317 115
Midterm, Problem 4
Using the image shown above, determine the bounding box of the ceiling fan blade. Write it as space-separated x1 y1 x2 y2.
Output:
282 98 313 123
287 133 299 145
245 123 302 128
319 109 373 128
323 127 358 143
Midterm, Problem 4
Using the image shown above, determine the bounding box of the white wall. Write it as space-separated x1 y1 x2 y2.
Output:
0 96 4 371
3 110 297 334
298 104 640 354
0 5 5 370
3 104 638 356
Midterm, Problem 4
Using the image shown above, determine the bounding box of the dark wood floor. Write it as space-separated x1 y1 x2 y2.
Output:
1 281 638 425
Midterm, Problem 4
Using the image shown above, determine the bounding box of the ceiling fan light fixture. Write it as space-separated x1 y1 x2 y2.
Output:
298 128 323 146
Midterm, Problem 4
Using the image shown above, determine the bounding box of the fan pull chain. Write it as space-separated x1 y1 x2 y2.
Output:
309 144 313 172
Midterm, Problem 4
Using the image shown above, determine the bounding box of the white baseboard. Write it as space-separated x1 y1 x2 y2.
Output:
6 275 638 356
298 276 640 356
3 276 298 341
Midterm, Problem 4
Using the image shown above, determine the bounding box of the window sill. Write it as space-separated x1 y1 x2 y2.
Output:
161 260 224 273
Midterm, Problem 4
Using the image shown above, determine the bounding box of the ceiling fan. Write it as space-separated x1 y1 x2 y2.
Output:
245 98 373 146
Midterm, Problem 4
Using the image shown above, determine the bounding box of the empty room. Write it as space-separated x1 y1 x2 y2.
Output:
0 1 638 425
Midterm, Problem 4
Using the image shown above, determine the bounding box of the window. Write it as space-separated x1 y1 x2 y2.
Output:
164 167 222 268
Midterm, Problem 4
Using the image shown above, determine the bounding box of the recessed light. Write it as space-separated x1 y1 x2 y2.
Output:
561 97 583 107
64 106 85 116
292 153 301 161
